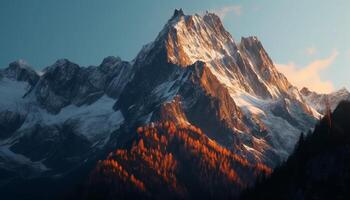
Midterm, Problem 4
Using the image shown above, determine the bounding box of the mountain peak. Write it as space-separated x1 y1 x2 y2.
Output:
334 87 349 95
300 87 312 96
240 36 270 62
134 10 235 68
54 58 73 65
43 59 80 77
172 8 184 19
202 11 224 27
240 36 260 46
161 11 236 67
3 59 39 86
100 56 122 67
9 59 31 69
45 59 79 71
135 10 293 99
300 86 350 114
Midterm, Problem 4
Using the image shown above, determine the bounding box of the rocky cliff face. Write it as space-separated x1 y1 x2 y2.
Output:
115 9 317 166
0 57 130 185
155 10 292 99
1 59 39 86
29 57 133 114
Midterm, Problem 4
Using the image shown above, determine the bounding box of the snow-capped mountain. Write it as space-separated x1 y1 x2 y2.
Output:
115 9 317 165
0 57 132 179
0 9 329 198
301 87 350 114
28 57 133 114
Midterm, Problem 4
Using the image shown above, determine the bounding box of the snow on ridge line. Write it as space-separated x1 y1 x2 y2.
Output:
18 95 125 142
301 87 350 114
0 86 125 145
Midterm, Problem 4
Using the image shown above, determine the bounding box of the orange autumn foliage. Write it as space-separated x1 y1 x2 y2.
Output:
89 121 271 199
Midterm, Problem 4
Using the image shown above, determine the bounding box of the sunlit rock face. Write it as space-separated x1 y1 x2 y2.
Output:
116 9 317 167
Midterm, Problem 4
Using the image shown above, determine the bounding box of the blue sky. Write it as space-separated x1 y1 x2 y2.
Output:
0 0 349 92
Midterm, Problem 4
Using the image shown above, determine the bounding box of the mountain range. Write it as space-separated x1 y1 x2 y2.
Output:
0 9 349 199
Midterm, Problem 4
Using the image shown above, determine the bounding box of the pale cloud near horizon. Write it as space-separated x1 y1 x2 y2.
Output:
276 50 338 93
212 5 242 19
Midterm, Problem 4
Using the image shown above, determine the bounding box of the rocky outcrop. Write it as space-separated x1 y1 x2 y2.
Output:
2 59 39 86
28 57 133 113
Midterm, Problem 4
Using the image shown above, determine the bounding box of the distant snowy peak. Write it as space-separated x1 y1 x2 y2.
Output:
100 56 122 67
333 87 350 97
1 59 39 86
301 87 350 114
0 57 130 175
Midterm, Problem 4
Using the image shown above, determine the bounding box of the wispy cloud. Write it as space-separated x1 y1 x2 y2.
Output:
276 50 338 93
212 5 242 19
